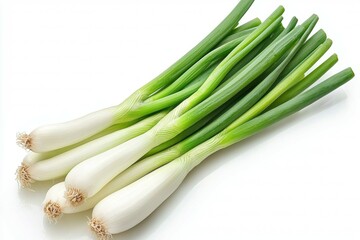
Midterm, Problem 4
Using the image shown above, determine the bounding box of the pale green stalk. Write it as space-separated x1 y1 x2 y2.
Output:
271 54 338 107
224 39 332 132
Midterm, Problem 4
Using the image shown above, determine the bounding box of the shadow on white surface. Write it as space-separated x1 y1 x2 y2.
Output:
43 210 93 240
17 178 63 206
17 178 94 239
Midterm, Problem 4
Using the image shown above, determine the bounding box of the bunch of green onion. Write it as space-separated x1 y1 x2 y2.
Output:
16 0 354 239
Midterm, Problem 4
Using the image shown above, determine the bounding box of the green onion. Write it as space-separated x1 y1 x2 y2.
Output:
85 16 319 197
42 32 307 216
89 68 355 237
12 1 353 238
64 7 289 204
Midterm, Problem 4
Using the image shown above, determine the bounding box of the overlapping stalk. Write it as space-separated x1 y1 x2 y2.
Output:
13 1 354 239
89 68 354 238
64 7 292 204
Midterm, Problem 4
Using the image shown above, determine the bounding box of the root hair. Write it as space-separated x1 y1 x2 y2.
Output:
89 218 111 240
66 188 85 206
43 201 63 222
16 163 33 188
16 132 32 150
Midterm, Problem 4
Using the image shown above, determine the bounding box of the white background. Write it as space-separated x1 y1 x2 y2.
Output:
1 0 359 239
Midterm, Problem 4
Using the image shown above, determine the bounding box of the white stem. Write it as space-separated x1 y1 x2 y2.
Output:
43 182 93 219
25 106 118 152
64 101 208 203
19 121 133 166
17 113 165 188
91 159 189 236
22 151 47 165
42 147 181 219
65 130 158 200
90 136 222 236
21 147 75 166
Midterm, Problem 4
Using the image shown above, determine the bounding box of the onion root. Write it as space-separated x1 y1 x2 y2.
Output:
16 163 33 188
43 201 63 222
89 218 111 240
16 132 32 150
66 188 85 206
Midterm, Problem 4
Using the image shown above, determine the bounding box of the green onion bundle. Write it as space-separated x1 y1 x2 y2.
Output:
16 0 354 239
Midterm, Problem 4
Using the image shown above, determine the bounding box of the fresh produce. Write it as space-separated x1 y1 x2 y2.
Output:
90 68 354 237
15 1 354 239
64 6 292 205
42 14 328 219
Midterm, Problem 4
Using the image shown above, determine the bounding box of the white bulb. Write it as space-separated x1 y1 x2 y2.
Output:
91 159 189 235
